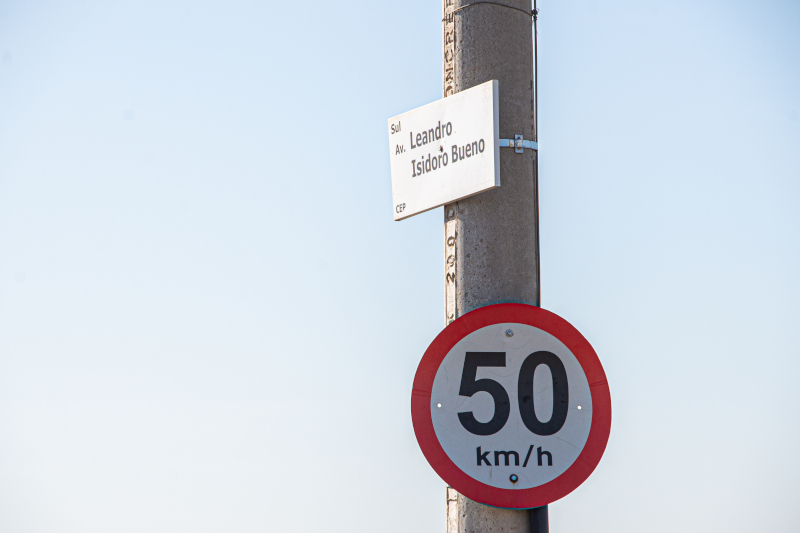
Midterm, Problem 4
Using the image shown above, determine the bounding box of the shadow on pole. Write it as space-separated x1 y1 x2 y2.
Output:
530 506 548 533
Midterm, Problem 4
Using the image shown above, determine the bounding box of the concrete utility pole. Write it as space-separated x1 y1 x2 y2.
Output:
442 0 545 532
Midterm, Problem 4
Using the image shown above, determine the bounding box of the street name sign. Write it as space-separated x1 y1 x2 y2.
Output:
411 304 611 509
387 80 499 221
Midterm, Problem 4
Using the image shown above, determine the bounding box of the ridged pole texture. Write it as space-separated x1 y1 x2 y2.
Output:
442 0 540 532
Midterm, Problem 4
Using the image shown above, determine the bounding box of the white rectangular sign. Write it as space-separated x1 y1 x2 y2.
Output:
387 80 499 221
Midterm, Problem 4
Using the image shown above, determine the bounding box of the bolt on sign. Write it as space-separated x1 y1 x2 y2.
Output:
387 80 499 221
411 304 612 509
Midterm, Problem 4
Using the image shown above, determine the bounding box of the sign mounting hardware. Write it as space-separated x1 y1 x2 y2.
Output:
499 134 538 153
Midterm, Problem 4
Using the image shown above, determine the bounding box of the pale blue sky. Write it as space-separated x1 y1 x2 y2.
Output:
1 1 799 532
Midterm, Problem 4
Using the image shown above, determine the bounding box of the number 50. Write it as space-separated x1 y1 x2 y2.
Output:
457 351 569 436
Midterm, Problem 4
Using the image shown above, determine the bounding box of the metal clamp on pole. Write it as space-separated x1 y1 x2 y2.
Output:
499 134 538 153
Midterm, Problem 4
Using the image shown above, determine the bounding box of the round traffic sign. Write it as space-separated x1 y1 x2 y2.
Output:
411 303 611 509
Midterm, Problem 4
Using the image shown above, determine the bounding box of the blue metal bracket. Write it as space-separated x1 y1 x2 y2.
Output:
499 134 538 153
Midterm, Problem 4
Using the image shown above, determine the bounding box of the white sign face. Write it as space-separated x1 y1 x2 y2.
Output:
431 322 592 490
387 80 499 221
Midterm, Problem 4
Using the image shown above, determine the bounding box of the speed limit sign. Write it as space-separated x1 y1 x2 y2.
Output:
411 304 611 509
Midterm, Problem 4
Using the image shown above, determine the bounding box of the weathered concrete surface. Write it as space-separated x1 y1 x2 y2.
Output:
443 0 539 325
442 0 539 531
447 487 532 533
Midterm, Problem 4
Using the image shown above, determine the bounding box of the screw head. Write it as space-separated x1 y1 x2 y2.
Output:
505 329 514 337
509 474 518 483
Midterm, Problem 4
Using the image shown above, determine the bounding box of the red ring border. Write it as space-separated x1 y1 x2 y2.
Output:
411 303 612 509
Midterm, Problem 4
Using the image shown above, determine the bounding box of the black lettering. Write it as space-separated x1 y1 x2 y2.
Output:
446 122 452 135
465 144 472 158
494 450 520 466
422 130 428 144
518 351 569 436
442 153 448 166
425 154 431 172
537 447 552 466
410 132 416 149
411 160 416 177
476 446 491 466
522 444 534 467
428 128 434 142
435 121 442 139
471 141 478 155
416 133 422 147
452 145 458 163
478 139 485 152
458 146 465 160
457 352 510 436
432 156 438 170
